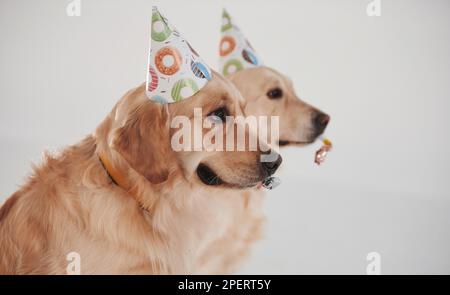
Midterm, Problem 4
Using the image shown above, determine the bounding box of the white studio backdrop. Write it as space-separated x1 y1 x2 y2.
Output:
1 0 449 274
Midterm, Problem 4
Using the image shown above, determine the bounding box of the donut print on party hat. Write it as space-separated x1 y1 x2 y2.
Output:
219 36 236 57
242 49 259 65
218 8 263 77
221 9 232 32
151 95 168 104
154 47 181 76
223 59 243 76
191 61 212 80
151 11 171 42
147 66 159 92
146 6 212 103
171 78 199 102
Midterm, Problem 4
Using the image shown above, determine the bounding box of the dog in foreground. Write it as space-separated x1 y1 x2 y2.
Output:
0 71 282 274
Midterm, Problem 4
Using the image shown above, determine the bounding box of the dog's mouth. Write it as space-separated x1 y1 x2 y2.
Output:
196 163 264 189
278 139 313 146
196 163 224 186
278 132 325 146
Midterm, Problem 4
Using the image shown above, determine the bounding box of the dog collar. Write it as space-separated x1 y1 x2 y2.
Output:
98 154 150 215
98 153 119 187
97 153 154 214
98 153 129 190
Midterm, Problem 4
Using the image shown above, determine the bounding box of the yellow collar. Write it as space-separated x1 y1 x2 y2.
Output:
98 153 135 195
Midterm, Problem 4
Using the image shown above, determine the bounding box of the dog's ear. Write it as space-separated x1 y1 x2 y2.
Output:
112 101 171 184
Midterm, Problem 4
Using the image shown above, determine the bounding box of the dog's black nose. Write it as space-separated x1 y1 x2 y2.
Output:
261 151 283 176
313 112 330 135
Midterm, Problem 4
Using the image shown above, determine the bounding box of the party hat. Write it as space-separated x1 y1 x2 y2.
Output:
146 7 212 103
219 9 263 77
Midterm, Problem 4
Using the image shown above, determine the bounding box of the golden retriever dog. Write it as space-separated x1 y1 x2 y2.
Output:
0 71 282 274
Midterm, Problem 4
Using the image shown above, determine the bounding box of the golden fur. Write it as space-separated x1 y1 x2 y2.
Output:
0 71 277 274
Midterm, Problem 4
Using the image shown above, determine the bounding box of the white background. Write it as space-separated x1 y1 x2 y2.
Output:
1 0 449 274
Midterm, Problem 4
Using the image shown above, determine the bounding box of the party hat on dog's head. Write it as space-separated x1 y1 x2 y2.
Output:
146 7 212 103
219 9 263 77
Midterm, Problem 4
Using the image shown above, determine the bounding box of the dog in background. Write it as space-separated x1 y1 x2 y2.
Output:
197 10 331 273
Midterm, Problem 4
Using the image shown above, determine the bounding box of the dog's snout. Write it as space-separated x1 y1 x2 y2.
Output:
261 151 282 176
313 112 330 135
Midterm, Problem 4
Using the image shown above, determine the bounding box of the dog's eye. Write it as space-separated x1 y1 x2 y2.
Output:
207 107 228 123
267 88 283 99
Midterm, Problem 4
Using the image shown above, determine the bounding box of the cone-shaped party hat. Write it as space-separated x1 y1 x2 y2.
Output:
219 9 263 77
146 7 212 103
